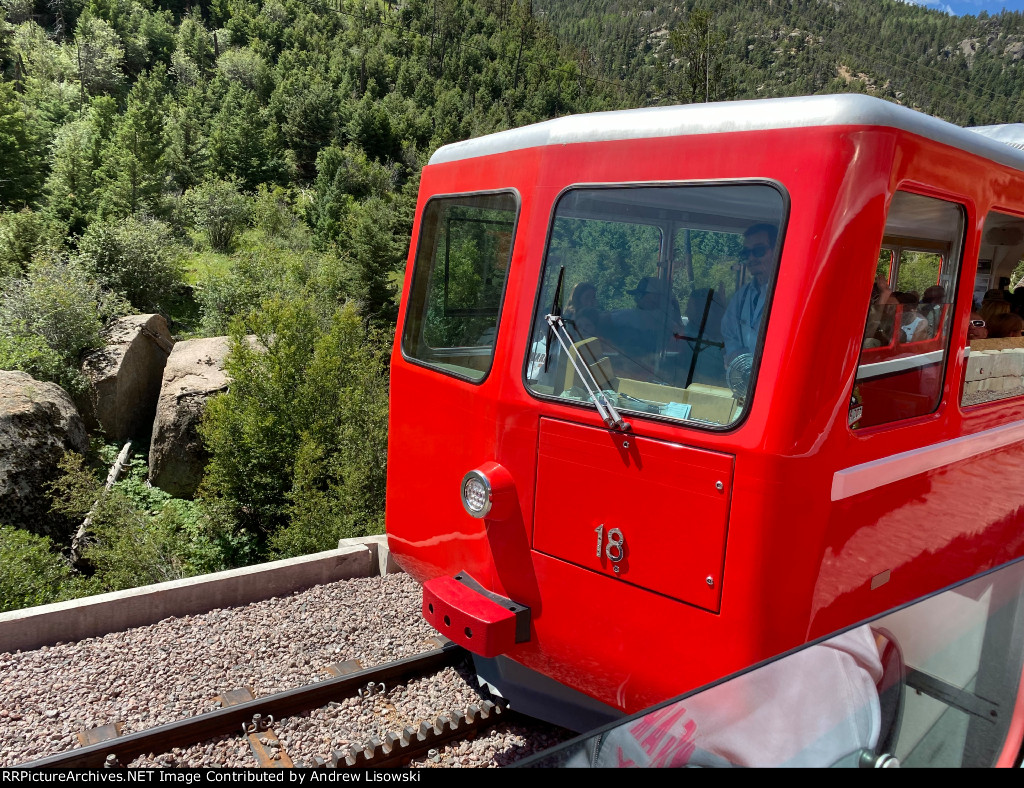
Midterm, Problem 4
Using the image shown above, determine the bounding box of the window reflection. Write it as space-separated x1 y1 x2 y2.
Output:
402 192 518 381
518 559 1024 768
961 211 1024 409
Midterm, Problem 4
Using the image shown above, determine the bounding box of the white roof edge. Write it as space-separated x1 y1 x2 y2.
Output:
429 94 1024 172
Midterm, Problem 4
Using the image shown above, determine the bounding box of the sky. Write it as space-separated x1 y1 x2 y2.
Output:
905 0 1024 16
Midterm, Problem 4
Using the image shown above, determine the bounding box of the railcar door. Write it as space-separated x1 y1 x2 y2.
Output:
388 191 521 584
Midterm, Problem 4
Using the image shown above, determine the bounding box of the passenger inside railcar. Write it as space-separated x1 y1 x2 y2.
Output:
597 276 683 382
722 223 777 367
1012 287 1024 317
564 281 606 341
981 294 1011 326
986 312 1024 338
921 285 945 338
864 275 898 349
968 312 988 340
894 291 929 343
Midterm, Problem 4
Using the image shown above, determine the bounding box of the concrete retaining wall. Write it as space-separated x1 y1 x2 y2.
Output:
963 346 1024 395
0 536 402 655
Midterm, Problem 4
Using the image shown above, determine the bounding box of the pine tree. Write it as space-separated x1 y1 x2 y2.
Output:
0 83 45 208
209 84 286 191
94 66 168 217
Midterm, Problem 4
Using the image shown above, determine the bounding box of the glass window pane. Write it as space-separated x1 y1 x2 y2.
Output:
876 249 893 283
525 184 786 429
401 192 517 382
961 211 1024 409
852 192 964 429
517 559 1024 768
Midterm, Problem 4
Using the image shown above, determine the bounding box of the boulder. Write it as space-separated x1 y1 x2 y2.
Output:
148 336 249 498
81 314 174 443
0 371 88 540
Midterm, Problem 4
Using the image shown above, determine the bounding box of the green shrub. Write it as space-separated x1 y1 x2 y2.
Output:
0 257 114 365
0 333 88 396
182 178 251 252
76 216 184 313
0 525 96 612
193 241 338 336
200 298 390 557
0 209 48 279
194 249 284 336
48 450 252 592
250 185 310 250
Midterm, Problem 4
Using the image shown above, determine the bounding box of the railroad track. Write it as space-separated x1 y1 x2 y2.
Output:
22 638 511 769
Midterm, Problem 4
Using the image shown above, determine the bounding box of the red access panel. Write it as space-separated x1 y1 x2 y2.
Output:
533 417 734 612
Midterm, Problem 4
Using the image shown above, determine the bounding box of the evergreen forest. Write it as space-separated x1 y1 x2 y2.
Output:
3 0 1024 610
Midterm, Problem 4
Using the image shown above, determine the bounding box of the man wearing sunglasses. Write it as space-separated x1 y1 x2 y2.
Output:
722 223 778 367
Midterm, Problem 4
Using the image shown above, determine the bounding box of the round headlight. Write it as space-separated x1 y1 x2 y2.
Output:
461 471 492 517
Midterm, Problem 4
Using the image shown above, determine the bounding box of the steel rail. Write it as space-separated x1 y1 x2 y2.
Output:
22 639 467 769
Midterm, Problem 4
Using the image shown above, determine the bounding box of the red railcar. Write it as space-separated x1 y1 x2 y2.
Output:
385 94 1024 730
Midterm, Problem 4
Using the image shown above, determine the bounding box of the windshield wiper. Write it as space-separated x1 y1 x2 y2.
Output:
543 267 565 373
545 313 630 432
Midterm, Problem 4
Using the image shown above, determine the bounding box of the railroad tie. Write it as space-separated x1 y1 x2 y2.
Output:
75 722 124 768
215 687 294 768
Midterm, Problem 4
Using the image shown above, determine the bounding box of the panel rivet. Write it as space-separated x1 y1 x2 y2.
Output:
622 440 630 449
715 481 724 491
706 576 714 587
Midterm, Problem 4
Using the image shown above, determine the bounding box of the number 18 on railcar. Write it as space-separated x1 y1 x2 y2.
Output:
385 94 1024 731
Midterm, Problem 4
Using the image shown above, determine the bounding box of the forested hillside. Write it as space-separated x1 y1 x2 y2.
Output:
3 0 1023 610
0 0 623 609
534 0 1024 125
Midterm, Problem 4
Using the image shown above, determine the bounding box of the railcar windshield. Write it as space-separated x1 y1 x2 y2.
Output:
525 183 786 428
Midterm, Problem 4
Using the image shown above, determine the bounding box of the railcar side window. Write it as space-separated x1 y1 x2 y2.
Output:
524 183 786 428
960 210 1024 409
402 192 518 382
852 192 964 429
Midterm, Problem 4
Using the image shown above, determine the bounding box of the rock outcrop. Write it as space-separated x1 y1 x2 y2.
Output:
148 336 244 498
81 314 174 443
0 371 88 540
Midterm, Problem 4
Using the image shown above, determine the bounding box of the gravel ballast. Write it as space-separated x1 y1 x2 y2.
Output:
0 573 572 767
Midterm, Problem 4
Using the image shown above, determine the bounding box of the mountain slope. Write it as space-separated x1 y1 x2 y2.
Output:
534 0 1024 125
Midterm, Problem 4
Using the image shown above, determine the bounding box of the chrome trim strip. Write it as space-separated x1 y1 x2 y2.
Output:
856 350 945 381
832 418 1024 501
429 94 1024 172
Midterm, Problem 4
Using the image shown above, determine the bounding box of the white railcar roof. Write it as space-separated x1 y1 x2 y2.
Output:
967 123 1024 151
429 93 1024 172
